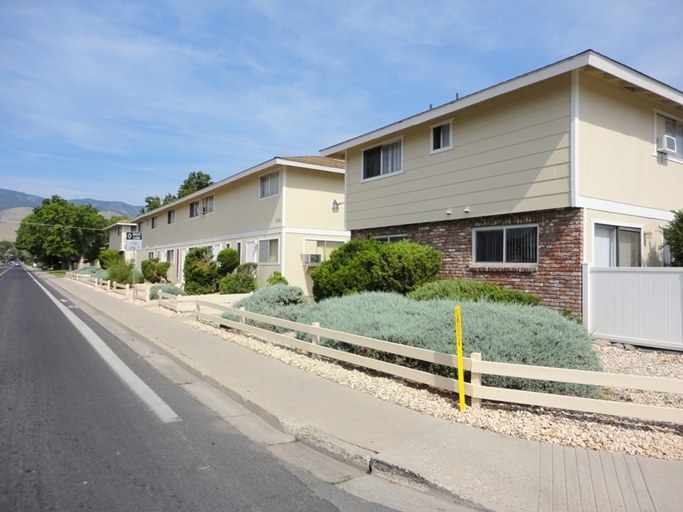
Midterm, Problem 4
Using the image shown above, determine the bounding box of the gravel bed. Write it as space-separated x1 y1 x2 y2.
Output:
128 296 683 461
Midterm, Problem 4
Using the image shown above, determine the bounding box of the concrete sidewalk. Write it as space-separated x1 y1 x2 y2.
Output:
41 273 683 512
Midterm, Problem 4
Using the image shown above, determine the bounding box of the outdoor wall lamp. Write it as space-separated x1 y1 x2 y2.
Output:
332 199 345 213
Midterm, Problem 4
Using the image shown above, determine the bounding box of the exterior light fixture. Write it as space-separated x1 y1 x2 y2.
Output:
332 199 344 213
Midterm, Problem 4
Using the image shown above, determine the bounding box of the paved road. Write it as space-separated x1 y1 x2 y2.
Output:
0 266 399 511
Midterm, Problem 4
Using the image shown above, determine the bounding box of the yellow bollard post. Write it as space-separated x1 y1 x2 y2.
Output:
455 306 466 411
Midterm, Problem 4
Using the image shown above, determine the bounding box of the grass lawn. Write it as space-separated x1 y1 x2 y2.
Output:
45 269 67 276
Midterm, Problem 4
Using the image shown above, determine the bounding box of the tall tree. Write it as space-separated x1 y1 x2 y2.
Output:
177 171 213 199
141 195 162 214
662 209 683 266
15 196 108 269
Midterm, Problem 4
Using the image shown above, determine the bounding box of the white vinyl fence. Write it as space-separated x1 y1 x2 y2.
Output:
582 264 683 351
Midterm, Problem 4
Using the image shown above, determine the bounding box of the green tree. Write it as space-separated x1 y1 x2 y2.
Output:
98 248 122 269
162 193 176 205
216 248 240 277
140 196 162 214
177 171 213 199
183 247 218 295
662 209 683 266
15 196 108 269
0 241 14 261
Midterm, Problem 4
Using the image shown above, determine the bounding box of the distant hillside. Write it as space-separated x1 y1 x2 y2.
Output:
0 188 141 217
0 188 142 242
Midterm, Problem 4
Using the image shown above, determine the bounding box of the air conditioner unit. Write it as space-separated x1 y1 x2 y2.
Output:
303 253 322 265
657 134 677 153
201 207 207 214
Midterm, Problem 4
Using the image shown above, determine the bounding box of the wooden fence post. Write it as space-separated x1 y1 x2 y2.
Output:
470 352 482 409
311 322 320 359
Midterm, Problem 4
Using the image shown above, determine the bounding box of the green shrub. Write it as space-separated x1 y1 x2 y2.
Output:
223 285 313 333
267 271 289 286
141 258 159 283
216 248 240 277
218 273 258 294
408 279 541 306
107 261 142 285
98 248 122 270
295 292 602 398
183 247 218 295
149 284 186 300
156 261 170 282
140 258 170 284
311 239 442 301
235 262 258 275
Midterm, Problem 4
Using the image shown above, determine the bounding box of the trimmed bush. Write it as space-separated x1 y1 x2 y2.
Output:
149 284 186 300
267 271 288 286
295 292 602 397
107 261 142 285
216 248 240 277
218 273 258 294
223 285 313 333
98 248 121 270
408 279 540 306
311 239 442 301
140 258 170 284
183 247 218 295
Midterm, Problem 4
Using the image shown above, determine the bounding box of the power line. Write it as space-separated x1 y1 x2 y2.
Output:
0 219 107 231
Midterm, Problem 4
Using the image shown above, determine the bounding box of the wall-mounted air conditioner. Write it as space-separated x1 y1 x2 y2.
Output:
657 134 677 153
201 207 207 214
303 253 322 265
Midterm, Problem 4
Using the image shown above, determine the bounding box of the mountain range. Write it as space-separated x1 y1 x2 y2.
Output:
0 188 142 242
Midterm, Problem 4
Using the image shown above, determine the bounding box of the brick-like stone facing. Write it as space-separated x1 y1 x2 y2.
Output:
353 207 584 316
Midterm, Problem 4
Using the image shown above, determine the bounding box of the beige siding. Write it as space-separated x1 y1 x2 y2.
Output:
584 209 667 267
578 72 683 211
282 232 348 295
345 75 572 231
284 167 345 230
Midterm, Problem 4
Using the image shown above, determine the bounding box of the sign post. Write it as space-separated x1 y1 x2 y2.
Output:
125 232 143 286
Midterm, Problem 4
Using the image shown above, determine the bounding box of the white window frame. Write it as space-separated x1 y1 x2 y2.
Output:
362 137 403 181
189 200 200 218
151 216 157 229
148 251 154 260
167 210 175 225
593 223 642 267
430 119 453 154
654 111 683 163
166 249 174 263
472 224 539 266
202 195 214 215
259 171 280 199
258 238 279 264
372 234 408 243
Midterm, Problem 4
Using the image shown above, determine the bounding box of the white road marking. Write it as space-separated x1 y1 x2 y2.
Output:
29 274 182 424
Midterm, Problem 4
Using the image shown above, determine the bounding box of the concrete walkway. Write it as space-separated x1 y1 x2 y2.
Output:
41 273 683 512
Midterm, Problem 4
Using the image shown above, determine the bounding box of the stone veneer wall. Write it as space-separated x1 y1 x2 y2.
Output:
353 207 584 316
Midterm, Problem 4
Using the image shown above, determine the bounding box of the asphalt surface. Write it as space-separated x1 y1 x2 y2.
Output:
0 265 402 511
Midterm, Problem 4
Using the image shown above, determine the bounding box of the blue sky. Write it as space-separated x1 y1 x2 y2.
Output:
2 0 683 207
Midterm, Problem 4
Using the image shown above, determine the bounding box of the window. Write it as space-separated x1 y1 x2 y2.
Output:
372 234 408 243
431 121 452 153
363 139 402 180
258 239 279 264
148 251 154 259
315 240 344 260
260 171 280 199
189 201 200 218
151 216 158 229
656 113 683 160
167 210 175 225
117 226 121 236
474 225 538 264
166 249 174 263
594 224 641 267
137 223 142 232
202 195 214 214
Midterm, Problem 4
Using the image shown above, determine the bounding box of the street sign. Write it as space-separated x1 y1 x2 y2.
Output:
126 232 143 241
126 240 142 251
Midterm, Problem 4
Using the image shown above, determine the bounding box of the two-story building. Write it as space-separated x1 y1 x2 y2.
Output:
321 50 683 316
107 156 349 294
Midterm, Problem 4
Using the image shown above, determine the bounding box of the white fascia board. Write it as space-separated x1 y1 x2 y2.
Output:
578 196 676 222
104 221 137 231
275 158 345 174
282 227 351 237
321 50 683 156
